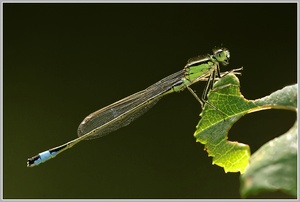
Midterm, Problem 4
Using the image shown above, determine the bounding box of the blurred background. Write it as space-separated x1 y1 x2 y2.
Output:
3 3 297 199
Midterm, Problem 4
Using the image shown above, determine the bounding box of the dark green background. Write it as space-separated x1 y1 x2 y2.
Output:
3 3 297 199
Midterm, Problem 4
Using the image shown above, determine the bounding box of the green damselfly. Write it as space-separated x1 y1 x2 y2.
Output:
27 47 241 167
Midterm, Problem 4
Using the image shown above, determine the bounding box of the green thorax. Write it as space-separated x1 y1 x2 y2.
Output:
172 47 230 92
172 54 217 92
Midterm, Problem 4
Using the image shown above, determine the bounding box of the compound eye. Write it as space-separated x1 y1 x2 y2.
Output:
214 48 230 65
215 50 226 61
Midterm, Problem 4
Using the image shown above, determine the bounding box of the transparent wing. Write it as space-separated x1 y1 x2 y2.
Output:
77 69 185 140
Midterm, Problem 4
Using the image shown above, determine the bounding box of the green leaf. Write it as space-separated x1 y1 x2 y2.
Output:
240 120 297 198
194 73 297 173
